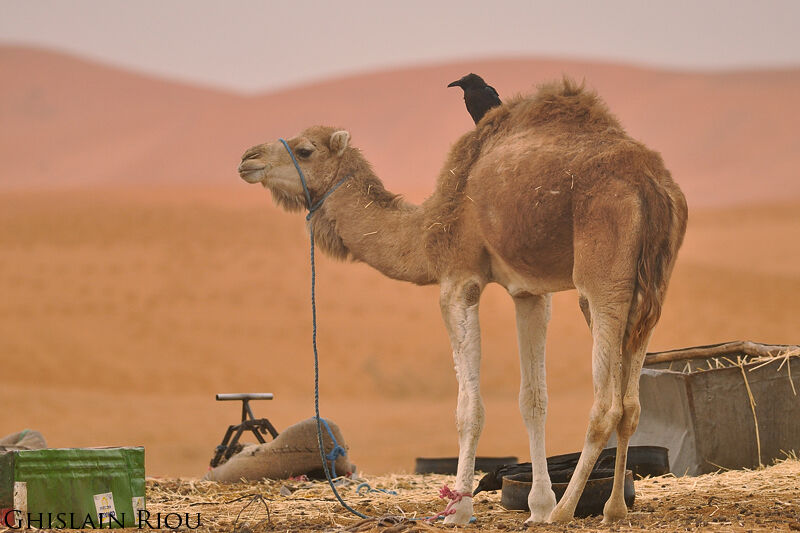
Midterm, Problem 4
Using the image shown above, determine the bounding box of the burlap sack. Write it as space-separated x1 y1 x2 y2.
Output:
0 429 47 451
204 418 353 482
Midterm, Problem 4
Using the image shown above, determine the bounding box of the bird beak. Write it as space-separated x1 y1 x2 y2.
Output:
447 79 462 88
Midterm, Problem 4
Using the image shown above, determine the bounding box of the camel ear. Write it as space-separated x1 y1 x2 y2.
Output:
329 130 350 156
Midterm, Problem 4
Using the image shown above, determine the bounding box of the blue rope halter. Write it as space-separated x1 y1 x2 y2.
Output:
279 138 349 221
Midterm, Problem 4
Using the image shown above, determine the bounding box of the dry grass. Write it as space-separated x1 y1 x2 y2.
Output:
668 348 800 378
131 458 800 533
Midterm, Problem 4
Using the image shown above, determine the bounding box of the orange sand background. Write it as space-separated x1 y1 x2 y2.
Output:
1 47 798 477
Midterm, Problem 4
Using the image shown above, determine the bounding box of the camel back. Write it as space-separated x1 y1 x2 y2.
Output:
426 79 618 258
430 78 687 348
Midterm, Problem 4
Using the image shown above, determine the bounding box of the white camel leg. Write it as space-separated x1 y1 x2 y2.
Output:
602 331 652 523
514 293 557 524
549 296 629 523
439 279 484 525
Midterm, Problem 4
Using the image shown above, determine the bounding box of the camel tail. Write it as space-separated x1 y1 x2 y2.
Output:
624 173 688 355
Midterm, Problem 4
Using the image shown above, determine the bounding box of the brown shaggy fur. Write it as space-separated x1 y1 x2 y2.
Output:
243 77 687 383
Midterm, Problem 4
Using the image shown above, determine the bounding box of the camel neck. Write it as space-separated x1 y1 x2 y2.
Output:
311 182 438 286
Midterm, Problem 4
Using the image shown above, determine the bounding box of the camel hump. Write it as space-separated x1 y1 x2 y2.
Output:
487 78 623 133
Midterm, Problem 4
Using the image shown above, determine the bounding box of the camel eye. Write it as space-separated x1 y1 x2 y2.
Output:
296 147 313 158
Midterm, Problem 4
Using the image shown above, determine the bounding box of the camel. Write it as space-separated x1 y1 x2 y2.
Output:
237 79 688 525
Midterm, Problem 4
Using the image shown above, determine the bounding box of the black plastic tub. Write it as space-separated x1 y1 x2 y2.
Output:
414 456 518 475
547 445 669 479
501 468 635 517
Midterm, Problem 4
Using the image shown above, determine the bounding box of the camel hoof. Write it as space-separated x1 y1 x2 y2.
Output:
547 505 574 524
443 513 471 526
443 499 473 525
525 485 556 524
602 500 628 523
524 514 550 526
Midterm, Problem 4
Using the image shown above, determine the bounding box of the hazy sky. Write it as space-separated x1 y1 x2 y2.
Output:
2 0 799 93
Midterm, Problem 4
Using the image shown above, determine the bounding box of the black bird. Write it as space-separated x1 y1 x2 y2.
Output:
447 73 502 124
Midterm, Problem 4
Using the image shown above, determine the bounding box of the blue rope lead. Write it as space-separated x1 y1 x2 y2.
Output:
278 138 466 524
278 138 367 519
308 222 369 519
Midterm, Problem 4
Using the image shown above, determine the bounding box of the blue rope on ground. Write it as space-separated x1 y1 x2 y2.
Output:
356 483 398 496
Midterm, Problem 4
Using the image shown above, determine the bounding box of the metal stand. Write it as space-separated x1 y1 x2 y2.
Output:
210 393 279 468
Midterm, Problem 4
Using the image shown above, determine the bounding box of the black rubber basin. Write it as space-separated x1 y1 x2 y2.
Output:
500 468 635 517
547 446 669 479
414 456 519 475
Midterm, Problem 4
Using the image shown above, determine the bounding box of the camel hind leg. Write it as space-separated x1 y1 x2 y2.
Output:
548 287 633 522
549 192 641 523
602 181 683 522
602 326 652 522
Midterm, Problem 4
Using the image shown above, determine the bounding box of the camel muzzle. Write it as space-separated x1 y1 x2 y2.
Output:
238 160 268 183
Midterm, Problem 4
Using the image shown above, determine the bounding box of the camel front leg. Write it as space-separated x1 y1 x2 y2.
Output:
439 279 485 525
514 293 557 524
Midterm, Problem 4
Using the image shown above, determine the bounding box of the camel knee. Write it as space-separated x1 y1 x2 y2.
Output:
617 396 641 437
586 402 623 445
456 407 485 436
456 394 485 441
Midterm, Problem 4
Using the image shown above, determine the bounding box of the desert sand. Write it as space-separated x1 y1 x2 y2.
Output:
1 46 799 478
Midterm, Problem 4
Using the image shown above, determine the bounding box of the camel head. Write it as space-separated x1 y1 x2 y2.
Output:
238 126 351 212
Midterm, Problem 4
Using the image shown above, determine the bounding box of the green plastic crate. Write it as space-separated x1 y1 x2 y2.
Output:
0 447 145 529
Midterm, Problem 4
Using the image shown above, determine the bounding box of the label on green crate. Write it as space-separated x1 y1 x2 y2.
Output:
132 496 145 526
13 482 26 528
93 492 117 525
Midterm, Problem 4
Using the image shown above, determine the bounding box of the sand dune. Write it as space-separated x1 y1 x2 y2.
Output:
2 46 800 206
1 46 799 476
